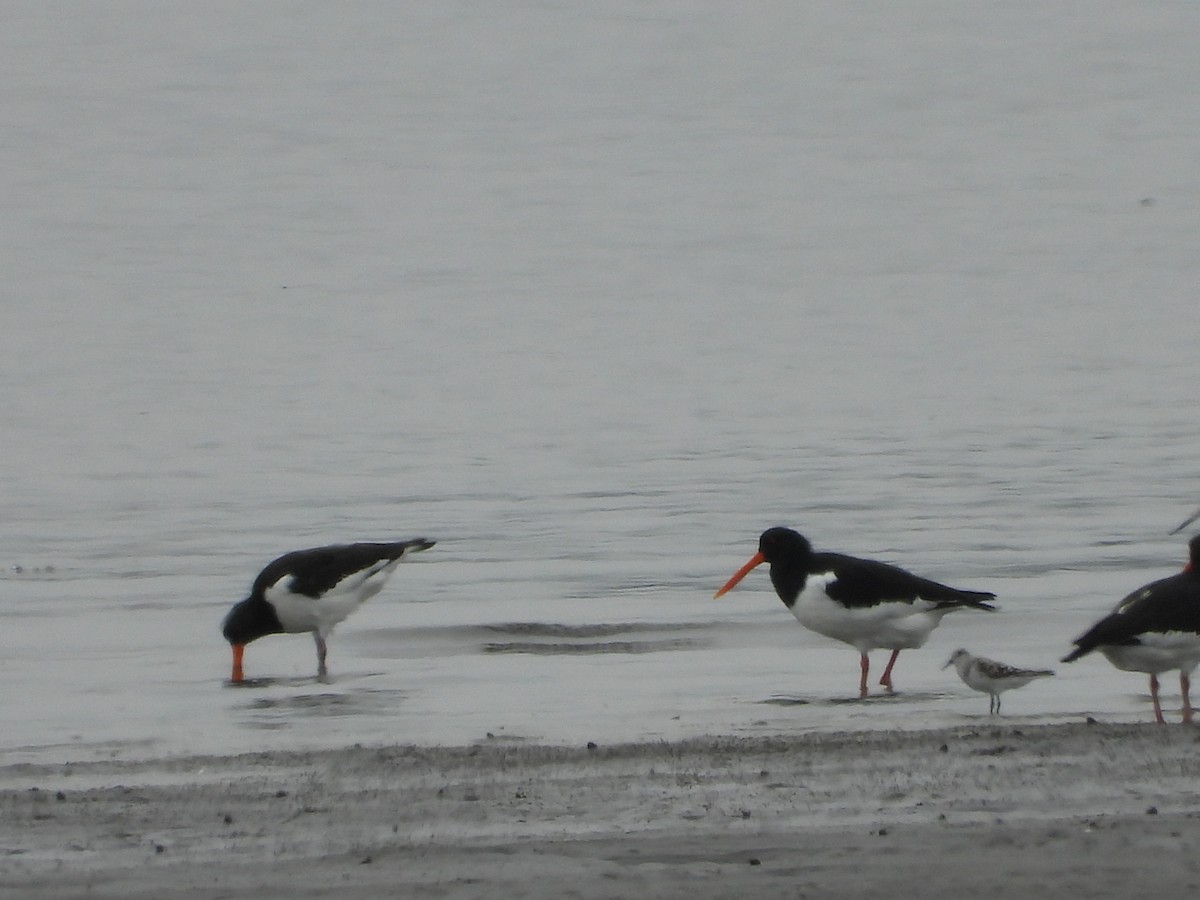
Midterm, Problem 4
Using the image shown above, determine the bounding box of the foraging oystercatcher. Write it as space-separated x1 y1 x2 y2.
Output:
944 649 1054 714
1061 535 1200 724
221 539 435 683
714 527 996 698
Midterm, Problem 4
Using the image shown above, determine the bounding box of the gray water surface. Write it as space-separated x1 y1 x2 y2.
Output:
3 3 1198 763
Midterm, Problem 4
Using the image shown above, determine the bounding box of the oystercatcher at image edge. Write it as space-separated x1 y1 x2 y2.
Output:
1170 506 1200 535
715 527 996 698
221 539 435 683
1062 535 1200 724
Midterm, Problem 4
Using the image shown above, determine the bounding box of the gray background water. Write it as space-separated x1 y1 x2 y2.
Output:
3 3 1198 762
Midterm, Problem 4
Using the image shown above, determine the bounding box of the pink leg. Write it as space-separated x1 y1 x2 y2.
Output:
859 654 870 699
1150 674 1166 725
1182 672 1193 725
879 649 900 693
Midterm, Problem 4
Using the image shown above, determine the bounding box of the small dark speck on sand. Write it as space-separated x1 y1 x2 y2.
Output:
939 744 948 753
1147 806 1158 815
748 858 761 866
587 741 597 751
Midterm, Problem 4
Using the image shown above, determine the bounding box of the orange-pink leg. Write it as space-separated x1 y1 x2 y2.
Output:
858 654 870 699
1182 672 1193 724
1150 674 1166 725
879 649 900 693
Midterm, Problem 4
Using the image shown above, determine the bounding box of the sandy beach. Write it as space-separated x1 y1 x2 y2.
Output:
4 721 1200 898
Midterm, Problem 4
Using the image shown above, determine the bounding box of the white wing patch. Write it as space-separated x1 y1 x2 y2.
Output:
263 557 406 637
1100 632 1200 676
791 571 952 653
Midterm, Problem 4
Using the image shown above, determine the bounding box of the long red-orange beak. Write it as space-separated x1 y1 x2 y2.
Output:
714 551 765 598
231 644 245 683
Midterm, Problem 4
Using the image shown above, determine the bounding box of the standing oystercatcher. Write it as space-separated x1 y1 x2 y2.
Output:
1061 535 1200 724
714 527 996 698
944 648 1054 714
221 539 435 683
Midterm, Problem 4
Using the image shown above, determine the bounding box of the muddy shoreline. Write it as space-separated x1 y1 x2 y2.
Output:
3 722 1200 898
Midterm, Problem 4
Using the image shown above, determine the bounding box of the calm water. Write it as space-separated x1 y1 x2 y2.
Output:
3 3 1199 763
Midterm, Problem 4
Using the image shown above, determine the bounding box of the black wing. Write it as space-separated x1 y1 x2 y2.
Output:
252 540 435 599
1064 573 1200 661
819 552 996 611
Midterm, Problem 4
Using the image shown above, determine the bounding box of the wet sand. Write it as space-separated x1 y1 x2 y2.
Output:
4 721 1200 898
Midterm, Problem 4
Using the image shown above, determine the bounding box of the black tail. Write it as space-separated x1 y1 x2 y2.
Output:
921 583 997 612
1061 645 1089 664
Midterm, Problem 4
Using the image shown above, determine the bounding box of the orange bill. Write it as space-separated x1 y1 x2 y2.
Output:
713 551 765 598
231 644 245 683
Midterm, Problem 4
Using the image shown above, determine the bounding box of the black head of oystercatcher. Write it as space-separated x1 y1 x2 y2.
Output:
1061 534 1200 724
714 527 996 698
221 539 435 684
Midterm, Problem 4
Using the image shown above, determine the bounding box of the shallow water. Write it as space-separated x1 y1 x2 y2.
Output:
3 3 1199 764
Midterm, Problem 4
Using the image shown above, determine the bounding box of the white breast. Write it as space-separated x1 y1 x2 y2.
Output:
791 572 950 654
1100 633 1200 676
263 557 405 637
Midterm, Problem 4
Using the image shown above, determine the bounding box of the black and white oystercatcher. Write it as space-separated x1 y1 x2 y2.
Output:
1061 535 1200 724
944 648 1054 715
221 539 435 683
714 527 996 698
